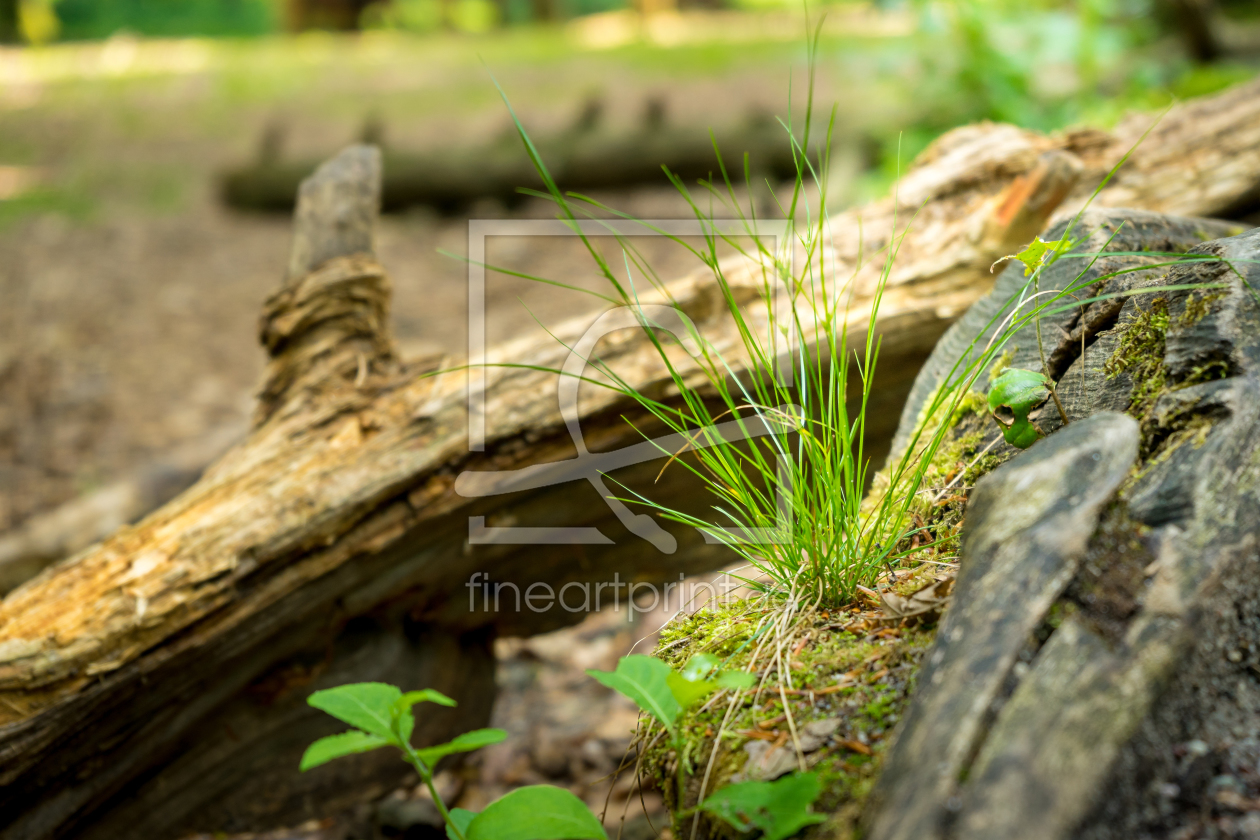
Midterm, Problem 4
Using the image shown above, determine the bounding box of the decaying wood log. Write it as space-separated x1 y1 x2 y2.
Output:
1056 77 1260 221
0 422 246 596
0 147 500 840
1 79 1259 838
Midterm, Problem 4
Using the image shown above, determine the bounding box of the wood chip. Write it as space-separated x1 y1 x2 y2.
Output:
838 739 874 756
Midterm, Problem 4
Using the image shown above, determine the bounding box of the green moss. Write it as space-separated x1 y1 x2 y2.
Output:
1102 287 1234 471
643 605 936 839
952 391 989 427
1176 289 1226 329
656 601 770 669
986 348 1016 384
1105 289 1230 423
1104 296 1169 420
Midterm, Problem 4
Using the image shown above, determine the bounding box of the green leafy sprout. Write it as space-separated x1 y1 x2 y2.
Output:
700 771 827 840
987 367 1051 448
588 653 756 820
992 236 1076 277
301 683 604 840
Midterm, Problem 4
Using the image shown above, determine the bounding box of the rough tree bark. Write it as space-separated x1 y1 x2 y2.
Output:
867 209 1260 840
0 79 1259 839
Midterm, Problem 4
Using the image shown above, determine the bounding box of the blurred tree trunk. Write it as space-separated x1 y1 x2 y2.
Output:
1163 0 1222 62
0 0 20 43
284 0 375 30
530 0 559 22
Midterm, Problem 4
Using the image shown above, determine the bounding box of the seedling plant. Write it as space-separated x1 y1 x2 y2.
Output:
300 682 605 840
588 652 826 839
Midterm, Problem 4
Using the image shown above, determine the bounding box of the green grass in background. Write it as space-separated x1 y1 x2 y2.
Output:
0 0 1255 228
47 0 279 41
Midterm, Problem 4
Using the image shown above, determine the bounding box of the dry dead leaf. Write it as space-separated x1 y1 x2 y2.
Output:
879 575 955 625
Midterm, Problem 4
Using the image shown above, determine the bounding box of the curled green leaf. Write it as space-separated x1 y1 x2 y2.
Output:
988 368 1051 449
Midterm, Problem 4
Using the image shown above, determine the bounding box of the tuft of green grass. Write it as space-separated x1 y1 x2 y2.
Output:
487 23 1244 610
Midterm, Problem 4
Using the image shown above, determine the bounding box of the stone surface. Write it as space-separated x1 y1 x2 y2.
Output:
867 216 1260 840
868 412 1140 840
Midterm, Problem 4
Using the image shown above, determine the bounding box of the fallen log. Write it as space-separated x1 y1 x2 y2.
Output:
0 78 1258 839
220 109 803 214
0 422 246 596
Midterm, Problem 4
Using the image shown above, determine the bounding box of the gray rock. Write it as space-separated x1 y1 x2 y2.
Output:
868 412 1140 840
734 739 798 782
797 718 840 752
867 214 1260 840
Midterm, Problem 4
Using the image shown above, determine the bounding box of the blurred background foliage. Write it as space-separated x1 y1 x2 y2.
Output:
0 0 1256 223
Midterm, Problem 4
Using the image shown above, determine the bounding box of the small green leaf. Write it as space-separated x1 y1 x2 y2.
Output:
666 671 718 711
680 652 721 682
717 670 757 690
393 689 458 744
587 655 681 729
299 730 390 771
307 683 402 740
992 236 1074 276
701 772 826 840
466 785 606 840
416 728 508 767
447 808 478 840
987 368 1051 449
395 689 457 716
